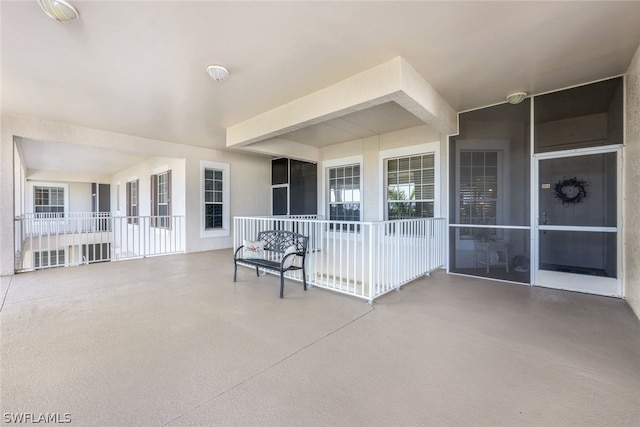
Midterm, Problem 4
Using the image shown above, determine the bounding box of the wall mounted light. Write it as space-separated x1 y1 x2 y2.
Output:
206 65 230 82
506 92 528 105
37 0 79 23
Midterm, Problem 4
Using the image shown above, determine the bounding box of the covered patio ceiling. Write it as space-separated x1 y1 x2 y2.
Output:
2 1 640 170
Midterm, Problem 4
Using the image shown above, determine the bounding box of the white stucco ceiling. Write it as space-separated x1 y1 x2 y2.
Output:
2 1 640 169
17 138 148 176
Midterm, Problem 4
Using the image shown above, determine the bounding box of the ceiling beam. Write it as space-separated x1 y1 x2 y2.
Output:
226 57 457 148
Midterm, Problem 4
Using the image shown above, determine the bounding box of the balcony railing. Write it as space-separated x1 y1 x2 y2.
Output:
234 216 446 303
14 213 185 272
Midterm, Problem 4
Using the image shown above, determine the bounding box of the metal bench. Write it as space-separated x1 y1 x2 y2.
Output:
233 230 308 298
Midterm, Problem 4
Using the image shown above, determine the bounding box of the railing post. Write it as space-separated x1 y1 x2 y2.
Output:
367 223 374 304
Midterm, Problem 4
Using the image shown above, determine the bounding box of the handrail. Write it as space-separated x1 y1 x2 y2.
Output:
13 214 185 272
234 216 446 302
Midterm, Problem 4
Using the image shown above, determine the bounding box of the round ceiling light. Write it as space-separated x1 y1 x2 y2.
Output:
37 0 79 23
207 65 230 82
506 92 528 105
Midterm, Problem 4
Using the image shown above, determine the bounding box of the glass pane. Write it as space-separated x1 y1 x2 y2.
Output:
449 227 531 283
410 156 421 169
423 154 434 168
449 100 531 228
272 158 288 185
539 230 616 278
272 187 287 215
534 77 623 153
538 152 616 227
388 172 398 185
460 152 471 167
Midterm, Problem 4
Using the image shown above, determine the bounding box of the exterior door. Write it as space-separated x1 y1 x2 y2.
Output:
534 147 620 296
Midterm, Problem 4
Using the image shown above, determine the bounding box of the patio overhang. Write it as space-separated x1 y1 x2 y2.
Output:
226 57 458 157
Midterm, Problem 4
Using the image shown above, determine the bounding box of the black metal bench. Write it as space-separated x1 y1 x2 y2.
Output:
233 230 308 298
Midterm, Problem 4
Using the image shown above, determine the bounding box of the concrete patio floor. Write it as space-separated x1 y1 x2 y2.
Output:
1 249 639 426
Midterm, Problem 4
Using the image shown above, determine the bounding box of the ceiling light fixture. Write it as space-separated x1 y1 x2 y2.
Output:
206 65 230 82
37 0 79 23
506 92 528 105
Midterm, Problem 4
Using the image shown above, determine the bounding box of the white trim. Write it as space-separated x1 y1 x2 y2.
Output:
538 225 617 233
126 175 138 183
378 140 441 220
533 144 623 160
200 160 230 238
449 224 530 230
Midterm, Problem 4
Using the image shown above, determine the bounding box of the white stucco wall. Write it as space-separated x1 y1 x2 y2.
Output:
0 114 271 275
624 44 640 318
319 124 444 222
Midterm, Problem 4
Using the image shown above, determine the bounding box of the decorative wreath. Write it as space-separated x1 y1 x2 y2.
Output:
554 177 587 205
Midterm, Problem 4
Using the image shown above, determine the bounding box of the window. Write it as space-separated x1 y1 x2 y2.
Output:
386 154 435 219
204 168 223 229
34 250 65 268
459 151 499 240
151 171 172 228
34 186 64 216
201 161 230 237
126 180 139 224
328 164 361 222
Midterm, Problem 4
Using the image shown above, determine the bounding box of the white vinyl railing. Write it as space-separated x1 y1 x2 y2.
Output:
14 213 185 272
234 216 446 303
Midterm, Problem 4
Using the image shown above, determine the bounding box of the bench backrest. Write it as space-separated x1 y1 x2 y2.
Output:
257 230 308 254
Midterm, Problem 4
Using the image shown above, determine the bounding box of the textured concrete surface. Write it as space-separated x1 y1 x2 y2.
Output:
1 250 639 426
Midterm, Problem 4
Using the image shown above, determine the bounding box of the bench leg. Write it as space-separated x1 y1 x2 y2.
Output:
280 274 285 299
302 266 307 291
255 266 260 277
233 262 237 282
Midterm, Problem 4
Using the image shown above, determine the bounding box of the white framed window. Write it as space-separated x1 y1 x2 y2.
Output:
458 150 500 240
454 139 509 249
322 156 363 232
126 179 139 224
201 161 230 238
204 168 224 229
30 183 68 217
151 170 171 228
385 154 435 219
328 164 361 222
379 141 440 221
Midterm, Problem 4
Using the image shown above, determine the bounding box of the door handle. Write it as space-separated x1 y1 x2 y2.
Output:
540 211 548 225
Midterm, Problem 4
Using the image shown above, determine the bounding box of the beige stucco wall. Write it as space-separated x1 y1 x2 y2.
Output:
624 44 640 318
0 114 271 275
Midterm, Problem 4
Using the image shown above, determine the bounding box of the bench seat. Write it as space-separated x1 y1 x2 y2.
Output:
233 230 308 298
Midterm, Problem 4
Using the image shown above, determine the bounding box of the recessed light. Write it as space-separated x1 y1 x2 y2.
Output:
38 0 79 23
207 65 230 82
506 92 528 105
